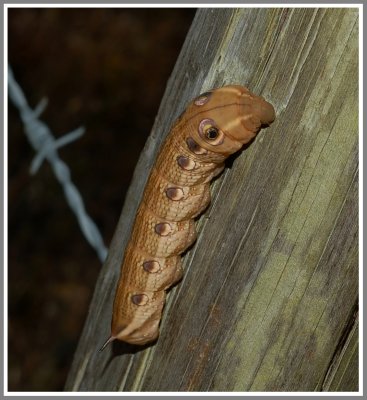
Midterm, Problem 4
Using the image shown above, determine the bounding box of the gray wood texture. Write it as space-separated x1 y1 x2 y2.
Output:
65 8 359 392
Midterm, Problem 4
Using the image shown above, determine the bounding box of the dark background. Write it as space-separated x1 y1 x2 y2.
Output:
8 8 196 391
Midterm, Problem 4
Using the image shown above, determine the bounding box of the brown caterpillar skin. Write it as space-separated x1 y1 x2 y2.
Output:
102 85 275 348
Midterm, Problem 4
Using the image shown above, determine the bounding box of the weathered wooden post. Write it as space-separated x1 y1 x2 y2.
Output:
65 8 359 391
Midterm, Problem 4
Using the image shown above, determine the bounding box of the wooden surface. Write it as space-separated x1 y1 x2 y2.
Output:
65 8 359 392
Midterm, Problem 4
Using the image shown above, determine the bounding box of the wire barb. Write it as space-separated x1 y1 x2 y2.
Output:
8 65 108 263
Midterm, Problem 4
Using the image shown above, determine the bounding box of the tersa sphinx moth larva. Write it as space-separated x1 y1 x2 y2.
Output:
100 85 275 349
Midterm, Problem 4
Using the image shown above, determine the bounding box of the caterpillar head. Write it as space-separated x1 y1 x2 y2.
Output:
186 85 275 155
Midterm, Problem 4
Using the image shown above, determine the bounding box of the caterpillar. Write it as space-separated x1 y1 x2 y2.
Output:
100 85 275 349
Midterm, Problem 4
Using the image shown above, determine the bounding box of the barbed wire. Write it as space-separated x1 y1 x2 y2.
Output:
8 66 108 263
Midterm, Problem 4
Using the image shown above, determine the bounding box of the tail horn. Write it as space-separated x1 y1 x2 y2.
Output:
98 336 115 353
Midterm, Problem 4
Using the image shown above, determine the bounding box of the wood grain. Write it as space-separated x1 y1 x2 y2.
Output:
65 7 359 392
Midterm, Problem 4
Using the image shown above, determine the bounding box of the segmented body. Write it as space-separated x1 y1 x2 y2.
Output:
105 85 275 346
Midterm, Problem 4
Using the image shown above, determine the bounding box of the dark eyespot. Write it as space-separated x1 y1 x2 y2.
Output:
198 118 224 146
205 127 219 140
194 91 212 106
154 222 172 236
186 137 208 155
177 155 196 170
143 260 161 273
166 187 184 201
131 294 149 306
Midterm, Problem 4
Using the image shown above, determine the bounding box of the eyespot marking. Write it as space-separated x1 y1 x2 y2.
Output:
199 119 224 146
177 155 196 170
194 91 212 106
186 137 208 155
154 222 172 236
143 260 161 273
206 126 219 140
166 187 185 201
131 294 149 306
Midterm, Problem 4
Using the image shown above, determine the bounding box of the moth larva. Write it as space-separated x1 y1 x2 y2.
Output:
100 85 275 349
